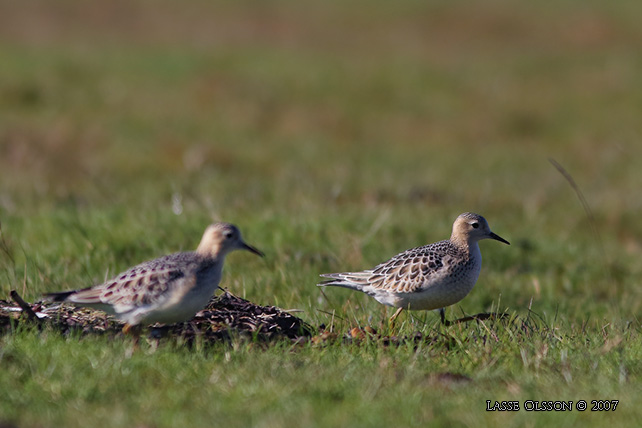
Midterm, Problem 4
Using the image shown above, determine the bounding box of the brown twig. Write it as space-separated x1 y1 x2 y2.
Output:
10 290 39 322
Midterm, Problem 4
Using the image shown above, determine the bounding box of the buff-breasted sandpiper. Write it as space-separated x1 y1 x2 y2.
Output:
45 222 263 332
318 212 509 324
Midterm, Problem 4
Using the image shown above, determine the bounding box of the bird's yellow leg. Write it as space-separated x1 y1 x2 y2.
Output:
389 307 404 325
122 323 142 356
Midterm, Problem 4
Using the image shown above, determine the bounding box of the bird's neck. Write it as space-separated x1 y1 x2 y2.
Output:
198 253 227 274
450 236 479 256
196 241 223 259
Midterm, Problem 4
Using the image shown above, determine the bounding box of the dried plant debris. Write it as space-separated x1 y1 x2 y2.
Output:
2 291 527 348
309 314 532 348
0 291 313 343
310 325 452 349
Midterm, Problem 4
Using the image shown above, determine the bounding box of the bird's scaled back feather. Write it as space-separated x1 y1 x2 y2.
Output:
53 252 205 315
319 240 467 294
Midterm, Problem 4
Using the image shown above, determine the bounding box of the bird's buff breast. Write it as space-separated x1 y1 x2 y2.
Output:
141 265 222 324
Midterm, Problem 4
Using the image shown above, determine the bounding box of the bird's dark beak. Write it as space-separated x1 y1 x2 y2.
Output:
490 232 510 245
243 242 265 257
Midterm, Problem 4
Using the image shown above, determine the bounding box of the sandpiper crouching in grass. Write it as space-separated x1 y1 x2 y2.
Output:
318 212 509 325
45 223 263 333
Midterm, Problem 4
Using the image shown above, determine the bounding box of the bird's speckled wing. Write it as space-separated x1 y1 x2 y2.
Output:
321 240 467 293
67 252 203 314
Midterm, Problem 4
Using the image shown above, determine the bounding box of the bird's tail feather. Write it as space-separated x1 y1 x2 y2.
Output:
43 290 78 302
317 272 370 290
43 286 102 304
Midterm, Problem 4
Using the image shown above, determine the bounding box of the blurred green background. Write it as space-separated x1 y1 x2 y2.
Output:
2 0 641 322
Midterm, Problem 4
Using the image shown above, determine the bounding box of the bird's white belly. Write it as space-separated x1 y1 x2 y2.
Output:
376 280 474 310
136 267 221 325
145 289 214 324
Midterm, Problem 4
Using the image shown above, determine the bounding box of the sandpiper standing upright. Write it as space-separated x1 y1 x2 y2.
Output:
318 212 509 324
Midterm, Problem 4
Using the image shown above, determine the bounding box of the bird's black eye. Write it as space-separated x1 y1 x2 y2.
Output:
224 231 234 239
471 222 479 229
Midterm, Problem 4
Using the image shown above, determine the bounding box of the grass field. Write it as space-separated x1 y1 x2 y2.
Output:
1 1 642 427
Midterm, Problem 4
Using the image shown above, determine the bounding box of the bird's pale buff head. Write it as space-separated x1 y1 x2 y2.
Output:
450 212 510 247
196 223 264 259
